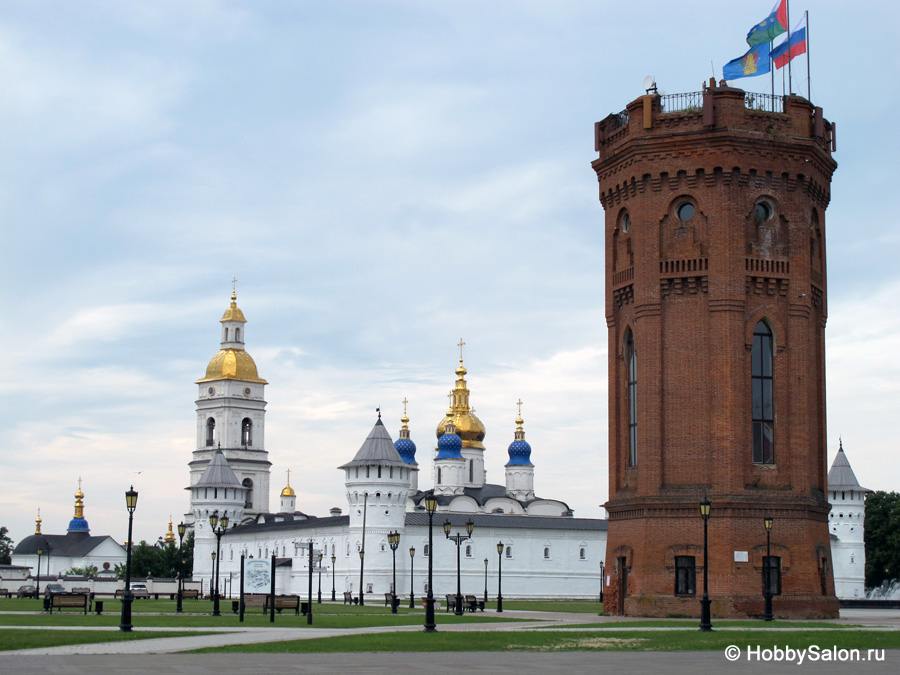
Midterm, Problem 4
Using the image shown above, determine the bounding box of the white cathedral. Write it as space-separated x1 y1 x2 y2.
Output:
187 292 608 600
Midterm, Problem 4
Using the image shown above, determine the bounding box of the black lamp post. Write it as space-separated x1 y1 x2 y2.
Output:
45 542 53 588
358 550 365 604
599 559 605 604
331 554 336 602
408 547 416 609
699 498 712 632
176 522 186 614
209 513 229 617
496 541 504 613
317 553 323 604
388 530 400 613
444 518 474 616
423 493 438 632
307 540 314 625
763 515 774 621
35 547 43 598
483 558 489 605
119 486 138 632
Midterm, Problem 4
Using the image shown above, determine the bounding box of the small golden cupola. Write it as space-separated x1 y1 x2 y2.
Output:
164 518 176 545
35 508 42 535
280 469 297 513
435 340 485 449
197 289 268 384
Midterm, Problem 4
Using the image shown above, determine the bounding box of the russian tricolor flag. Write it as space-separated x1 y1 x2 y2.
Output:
771 18 807 70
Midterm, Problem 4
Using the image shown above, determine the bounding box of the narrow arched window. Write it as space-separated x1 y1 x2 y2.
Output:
579 548 586 560
543 547 550 559
469 460 473 482
206 418 216 446
241 418 252 446
437 467 442 484
751 321 775 464
242 478 254 509
224 327 229 341
625 329 637 467
465 545 472 558
506 546 512 559
235 327 241 342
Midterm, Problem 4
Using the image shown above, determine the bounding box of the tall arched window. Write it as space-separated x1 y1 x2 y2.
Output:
625 329 637 467
242 478 254 509
752 321 775 464
206 418 216 446
224 327 229 341
235 327 241 342
241 418 252 446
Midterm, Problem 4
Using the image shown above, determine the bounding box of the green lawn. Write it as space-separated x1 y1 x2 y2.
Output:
189 628 900 654
541 620 857 629
0 630 215 652
0 600 521 629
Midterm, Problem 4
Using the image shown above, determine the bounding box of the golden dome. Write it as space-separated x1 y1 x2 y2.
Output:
220 290 247 323
197 348 268 384
435 351 485 449
281 468 296 497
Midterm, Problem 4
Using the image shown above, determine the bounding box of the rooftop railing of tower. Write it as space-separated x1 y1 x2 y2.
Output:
659 91 704 114
658 91 786 114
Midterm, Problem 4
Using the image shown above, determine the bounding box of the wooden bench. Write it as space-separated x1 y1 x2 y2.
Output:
71 587 91 595
241 594 268 612
384 592 394 606
464 594 485 612
445 594 457 612
264 595 301 615
50 593 91 614
0 588 9 598
343 591 358 605
182 589 200 600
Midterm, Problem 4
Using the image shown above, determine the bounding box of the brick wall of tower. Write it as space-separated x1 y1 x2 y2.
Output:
594 85 838 618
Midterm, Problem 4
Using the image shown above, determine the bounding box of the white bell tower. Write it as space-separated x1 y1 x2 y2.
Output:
189 288 271 520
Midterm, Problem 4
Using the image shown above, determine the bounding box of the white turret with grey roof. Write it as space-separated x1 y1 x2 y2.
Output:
828 441 871 599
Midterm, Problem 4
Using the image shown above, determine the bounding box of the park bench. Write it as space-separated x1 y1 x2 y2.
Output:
264 594 301 615
71 587 91 595
182 589 200 600
445 594 457 612
464 594 485 612
384 592 393 606
343 591 358 605
240 594 268 612
0 588 9 597
50 593 91 614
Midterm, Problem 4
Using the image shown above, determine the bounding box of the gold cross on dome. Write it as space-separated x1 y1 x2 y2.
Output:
457 338 466 361
232 277 238 293
78 476 82 491
402 397 408 416
516 399 523 416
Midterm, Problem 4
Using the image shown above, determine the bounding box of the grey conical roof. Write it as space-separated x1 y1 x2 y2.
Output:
827 442 871 492
195 449 244 488
338 417 406 469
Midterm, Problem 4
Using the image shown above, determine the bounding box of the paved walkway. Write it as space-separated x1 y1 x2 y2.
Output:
1 607 898 673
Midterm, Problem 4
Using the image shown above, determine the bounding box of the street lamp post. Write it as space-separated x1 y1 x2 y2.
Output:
176 522 186 614
443 518 474 616
388 531 400 613
208 513 229 617
317 553 323 604
35 548 43 598
119 486 138 632
331 554 336 602
699 498 712 632
763 515 774 621
423 493 438 632
307 540 314 625
483 558 489 605
599 560 605 604
496 541 504 613
409 547 416 609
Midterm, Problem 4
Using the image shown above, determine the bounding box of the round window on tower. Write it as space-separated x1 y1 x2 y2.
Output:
208 386 215 396
243 387 251 396
676 202 695 222
755 201 773 223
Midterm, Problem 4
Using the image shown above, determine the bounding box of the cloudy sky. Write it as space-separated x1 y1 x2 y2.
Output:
2 1 898 548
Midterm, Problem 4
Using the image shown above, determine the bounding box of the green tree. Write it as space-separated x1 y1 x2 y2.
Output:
63 564 98 578
864 491 900 588
0 526 13 565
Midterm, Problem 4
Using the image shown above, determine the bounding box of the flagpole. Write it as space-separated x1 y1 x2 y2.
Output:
806 11 811 100
786 0 792 93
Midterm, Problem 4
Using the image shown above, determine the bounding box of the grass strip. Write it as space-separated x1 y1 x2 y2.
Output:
0 610 520 629
0 630 215 652
538 620 858 629
189 628 900 654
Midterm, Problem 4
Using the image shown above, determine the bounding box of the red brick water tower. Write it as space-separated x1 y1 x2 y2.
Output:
592 82 839 618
